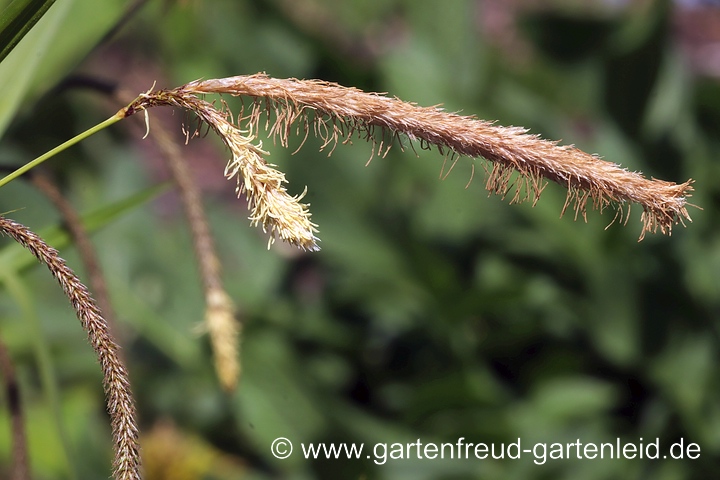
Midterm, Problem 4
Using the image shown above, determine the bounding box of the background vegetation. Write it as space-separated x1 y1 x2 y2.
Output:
1 0 719 479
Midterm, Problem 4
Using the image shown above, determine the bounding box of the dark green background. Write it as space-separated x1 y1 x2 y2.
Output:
1 0 719 479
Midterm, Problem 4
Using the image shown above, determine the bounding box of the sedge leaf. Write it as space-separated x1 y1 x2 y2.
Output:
0 0 57 62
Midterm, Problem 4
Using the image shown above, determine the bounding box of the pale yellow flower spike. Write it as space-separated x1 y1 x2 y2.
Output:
220 122 319 251
205 288 240 391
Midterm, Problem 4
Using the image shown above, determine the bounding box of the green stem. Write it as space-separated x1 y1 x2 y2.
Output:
0 112 124 189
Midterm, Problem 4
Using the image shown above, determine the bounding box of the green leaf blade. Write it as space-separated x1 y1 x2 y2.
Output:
0 0 57 62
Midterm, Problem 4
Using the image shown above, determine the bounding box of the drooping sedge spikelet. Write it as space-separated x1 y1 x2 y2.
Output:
0 216 141 480
124 73 695 246
185 74 695 240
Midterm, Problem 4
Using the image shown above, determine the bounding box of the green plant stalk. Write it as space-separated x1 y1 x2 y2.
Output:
0 271 78 480
0 113 122 189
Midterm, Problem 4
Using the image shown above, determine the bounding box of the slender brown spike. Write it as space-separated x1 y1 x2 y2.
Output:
177 74 694 240
149 131 240 390
0 336 31 480
119 87 241 390
0 217 141 480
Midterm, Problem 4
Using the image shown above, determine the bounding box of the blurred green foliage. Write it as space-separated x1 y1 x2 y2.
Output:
1 0 720 479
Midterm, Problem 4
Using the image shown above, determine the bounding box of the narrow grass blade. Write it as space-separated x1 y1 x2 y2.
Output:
0 0 57 62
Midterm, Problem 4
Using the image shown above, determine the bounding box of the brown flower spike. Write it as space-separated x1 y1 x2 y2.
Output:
121 95 241 391
0 217 140 480
124 73 694 247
